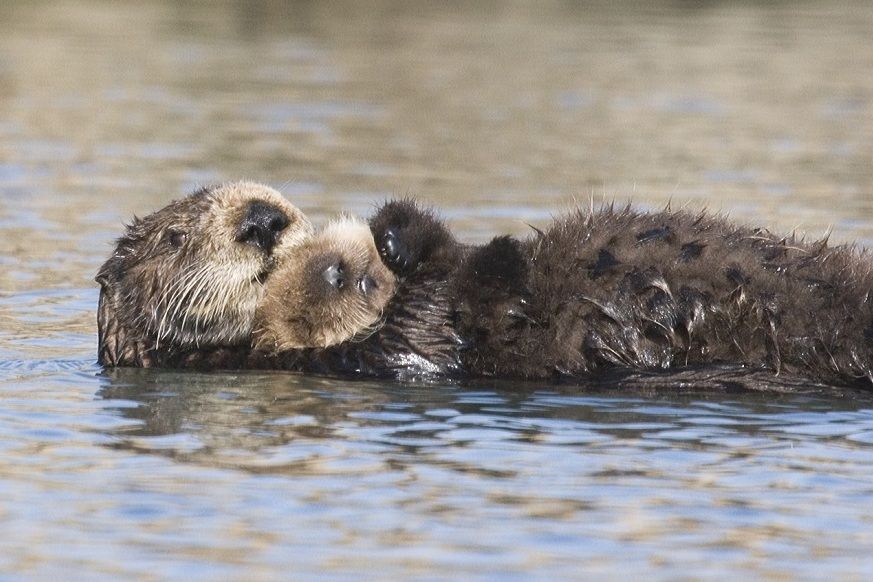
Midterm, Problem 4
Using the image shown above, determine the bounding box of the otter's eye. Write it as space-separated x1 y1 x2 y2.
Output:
323 264 345 290
167 230 187 248
358 275 378 295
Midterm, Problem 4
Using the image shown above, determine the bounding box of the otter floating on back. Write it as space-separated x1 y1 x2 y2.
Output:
96 181 312 367
98 191 873 391
242 200 873 389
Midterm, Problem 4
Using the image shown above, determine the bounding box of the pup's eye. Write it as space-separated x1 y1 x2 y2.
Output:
358 275 378 294
323 264 345 290
167 230 188 248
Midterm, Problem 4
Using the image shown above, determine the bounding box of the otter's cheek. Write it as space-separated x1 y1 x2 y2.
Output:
216 250 270 285
272 222 315 261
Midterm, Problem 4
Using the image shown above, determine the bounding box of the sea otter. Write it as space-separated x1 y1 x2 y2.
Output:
96 181 312 367
164 203 466 378
253 216 396 350
240 199 873 389
101 191 873 391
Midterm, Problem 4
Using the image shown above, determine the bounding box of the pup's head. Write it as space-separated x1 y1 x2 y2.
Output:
254 216 396 350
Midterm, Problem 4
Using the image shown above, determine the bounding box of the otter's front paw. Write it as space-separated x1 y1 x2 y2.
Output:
379 228 413 274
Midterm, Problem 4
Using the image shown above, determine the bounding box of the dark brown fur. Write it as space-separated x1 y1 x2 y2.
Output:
456 205 873 387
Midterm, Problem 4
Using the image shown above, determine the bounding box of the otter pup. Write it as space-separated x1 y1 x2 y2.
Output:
367 201 873 388
253 216 396 350
96 181 312 367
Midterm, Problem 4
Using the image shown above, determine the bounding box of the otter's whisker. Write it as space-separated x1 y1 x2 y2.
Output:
160 264 206 326
198 267 245 338
172 267 219 344
163 264 206 310
179 270 220 344
159 263 212 343
156 263 209 344
193 272 235 344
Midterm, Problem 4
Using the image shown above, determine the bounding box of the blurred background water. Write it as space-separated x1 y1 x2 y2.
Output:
2 0 873 578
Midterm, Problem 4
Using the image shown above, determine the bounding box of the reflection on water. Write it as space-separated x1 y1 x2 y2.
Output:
2 0 873 578
91 370 873 579
100 368 873 474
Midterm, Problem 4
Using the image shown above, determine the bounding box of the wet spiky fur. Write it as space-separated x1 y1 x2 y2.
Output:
455 204 873 387
252 199 873 388
95 182 312 367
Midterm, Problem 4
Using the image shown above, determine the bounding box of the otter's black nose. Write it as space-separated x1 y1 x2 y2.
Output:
236 201 290 251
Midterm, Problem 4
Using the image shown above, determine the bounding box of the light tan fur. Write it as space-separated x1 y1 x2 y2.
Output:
254 216 396 350
158 182 313 344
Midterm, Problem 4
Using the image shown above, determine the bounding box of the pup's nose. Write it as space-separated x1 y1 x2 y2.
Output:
236 201 290 251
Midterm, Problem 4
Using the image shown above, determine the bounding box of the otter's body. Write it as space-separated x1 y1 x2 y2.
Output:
112 197 873 391
455 206 873 387
242 201 873 389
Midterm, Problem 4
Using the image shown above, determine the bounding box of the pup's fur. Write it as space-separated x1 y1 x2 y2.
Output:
253 216 396 350
368 200 873 387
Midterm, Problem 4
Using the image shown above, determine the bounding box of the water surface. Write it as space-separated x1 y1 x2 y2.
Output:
2 0 873 578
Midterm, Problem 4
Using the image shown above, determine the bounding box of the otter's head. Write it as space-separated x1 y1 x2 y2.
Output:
253 216 396 350
96 181 313 367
